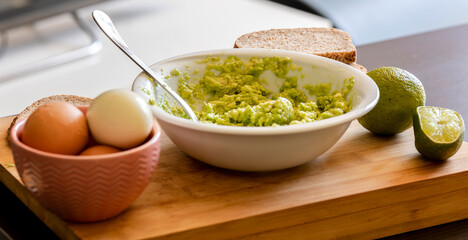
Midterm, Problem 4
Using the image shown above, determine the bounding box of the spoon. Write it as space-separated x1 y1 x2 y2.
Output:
92 10 198 122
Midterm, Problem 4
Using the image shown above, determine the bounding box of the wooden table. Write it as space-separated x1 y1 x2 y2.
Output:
2 23 468 240
357 24 468 239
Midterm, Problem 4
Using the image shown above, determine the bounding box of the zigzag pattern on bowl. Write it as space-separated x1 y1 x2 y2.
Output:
14 140 160 222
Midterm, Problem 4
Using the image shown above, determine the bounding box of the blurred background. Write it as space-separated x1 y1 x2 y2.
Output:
1 0 468 81
271 0 468 45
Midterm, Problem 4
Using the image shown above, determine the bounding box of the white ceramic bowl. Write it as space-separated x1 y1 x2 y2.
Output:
132 49 379 171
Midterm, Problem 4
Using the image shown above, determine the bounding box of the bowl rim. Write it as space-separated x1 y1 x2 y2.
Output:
9 107 161 160
132 48 379 136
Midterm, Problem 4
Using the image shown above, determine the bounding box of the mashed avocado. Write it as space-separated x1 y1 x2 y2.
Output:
160 56 354 127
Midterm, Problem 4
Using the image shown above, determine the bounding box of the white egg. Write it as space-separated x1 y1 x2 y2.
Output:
87 89 153 149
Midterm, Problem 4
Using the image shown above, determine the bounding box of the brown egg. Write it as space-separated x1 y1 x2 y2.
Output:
79 145 121 156
21 102 89 155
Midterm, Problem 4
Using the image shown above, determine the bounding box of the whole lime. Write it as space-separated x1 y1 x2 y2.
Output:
358 67 425 135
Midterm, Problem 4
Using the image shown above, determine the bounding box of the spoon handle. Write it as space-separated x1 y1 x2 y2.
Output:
92 10 198 121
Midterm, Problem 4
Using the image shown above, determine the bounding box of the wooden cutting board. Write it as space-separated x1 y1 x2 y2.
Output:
2 115 468 240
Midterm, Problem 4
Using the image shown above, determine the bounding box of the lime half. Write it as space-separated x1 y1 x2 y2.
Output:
413 106 465 160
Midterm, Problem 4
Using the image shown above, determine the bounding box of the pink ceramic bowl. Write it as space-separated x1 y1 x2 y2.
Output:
9 106 161 222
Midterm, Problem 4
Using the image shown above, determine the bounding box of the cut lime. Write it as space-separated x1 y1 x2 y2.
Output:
413 106 465 160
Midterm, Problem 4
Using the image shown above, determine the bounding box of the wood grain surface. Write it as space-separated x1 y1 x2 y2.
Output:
2 115 468 240
356 24 468 240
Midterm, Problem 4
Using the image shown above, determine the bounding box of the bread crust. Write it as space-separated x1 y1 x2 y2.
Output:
7 95 93 140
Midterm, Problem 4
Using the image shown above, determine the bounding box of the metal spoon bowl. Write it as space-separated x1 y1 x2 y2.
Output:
92 10 198 121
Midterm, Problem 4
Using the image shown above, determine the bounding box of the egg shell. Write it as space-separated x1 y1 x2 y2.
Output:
79 145 121 156
21 102 89 155
86 89 153 149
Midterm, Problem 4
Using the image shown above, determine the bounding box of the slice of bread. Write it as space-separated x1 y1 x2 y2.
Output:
349 62 367 73
234 28 357 64
7 95 93 139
